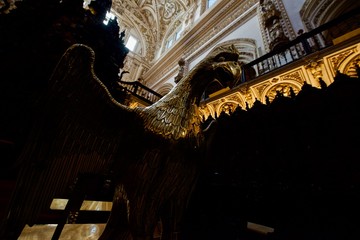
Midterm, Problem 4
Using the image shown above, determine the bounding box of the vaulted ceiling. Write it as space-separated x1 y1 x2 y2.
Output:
112 0 196 62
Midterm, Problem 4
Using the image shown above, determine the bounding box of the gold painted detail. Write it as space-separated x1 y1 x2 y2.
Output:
281 70 304 84
306 59 324 80
329 49 355 72
254 82 271 96
137 45 242 141
220 102 238 115
266 83 300 103
19 224 106 240
343 55 360 77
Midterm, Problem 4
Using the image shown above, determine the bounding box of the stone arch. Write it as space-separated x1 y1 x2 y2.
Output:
156 83 174 96
210 38 259 63
338 50 360 78
223 92 247 111
235 96 247 110
262 81 302 103
199 104 216 121
216 101 242 116
300 0 360 30
160 18 184 54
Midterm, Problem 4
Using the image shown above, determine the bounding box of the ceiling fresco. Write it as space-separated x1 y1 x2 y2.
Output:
112 0 196 61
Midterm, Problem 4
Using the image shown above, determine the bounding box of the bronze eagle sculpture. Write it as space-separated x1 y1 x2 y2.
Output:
1 44 242 240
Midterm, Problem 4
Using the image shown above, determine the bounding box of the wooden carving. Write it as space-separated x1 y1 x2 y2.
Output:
0 44 242 240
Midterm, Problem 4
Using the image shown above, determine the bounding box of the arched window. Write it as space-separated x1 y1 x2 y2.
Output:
125 35 138 52
156 83 174 96
165 27 183 49
207 0 217 9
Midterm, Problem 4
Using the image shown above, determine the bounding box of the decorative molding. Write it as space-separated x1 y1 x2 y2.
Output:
300 0 334 30
145 1 259 88
201 43 360 118
112 0 197 62
258 0 296 52
326 47 357 77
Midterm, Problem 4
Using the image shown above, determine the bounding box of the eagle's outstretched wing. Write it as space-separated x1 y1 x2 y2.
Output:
2 44 142 234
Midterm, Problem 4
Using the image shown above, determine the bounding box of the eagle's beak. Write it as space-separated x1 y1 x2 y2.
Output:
213 61 242 84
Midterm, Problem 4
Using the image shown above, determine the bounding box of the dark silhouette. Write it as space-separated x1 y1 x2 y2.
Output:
190 71 360 240
0 44 242 240
0 0 128 175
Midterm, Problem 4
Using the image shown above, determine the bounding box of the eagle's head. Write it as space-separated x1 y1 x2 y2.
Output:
180 44 242 102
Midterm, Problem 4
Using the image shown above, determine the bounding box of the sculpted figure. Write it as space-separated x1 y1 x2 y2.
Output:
0 44 242 240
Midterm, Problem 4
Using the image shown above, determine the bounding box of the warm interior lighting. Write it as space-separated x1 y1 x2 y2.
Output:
50 198 112 211
247 222 274 234
19 224 57 240
18 224 106 239
80 200 113 211
50 198 68 210
208 87 230 98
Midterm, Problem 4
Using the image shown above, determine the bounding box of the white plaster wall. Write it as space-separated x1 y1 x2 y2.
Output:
151 69 178 93
189 14 264 70
219 14 264 55
154 0 310 93
188 49 212 70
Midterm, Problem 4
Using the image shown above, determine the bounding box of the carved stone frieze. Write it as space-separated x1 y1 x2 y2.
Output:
305 59 324 80
327 49 356 74
238 85 254 104
199 104 213 120
258 0 295 52
280 69 306 85
300 0 333 29
254 81 272 96
226 92 244 105
343 55 360 78
219 102 239 115
251 75 302 104
265 83 300 103
199 42 360 122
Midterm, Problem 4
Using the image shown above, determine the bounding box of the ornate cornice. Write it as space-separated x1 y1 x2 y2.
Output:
112 0 196 61
200 42 360 118
300 0 334 30
145 0 258 89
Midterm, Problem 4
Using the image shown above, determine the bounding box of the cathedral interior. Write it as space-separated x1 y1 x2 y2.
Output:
1 0 360 239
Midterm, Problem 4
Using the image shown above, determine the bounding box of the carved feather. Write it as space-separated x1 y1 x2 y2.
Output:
2 43 242 239
3 44 141 232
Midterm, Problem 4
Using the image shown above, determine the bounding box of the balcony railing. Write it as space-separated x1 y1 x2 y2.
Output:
116 80 163 105
118 7 360 105
240 7 360 83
